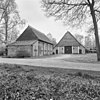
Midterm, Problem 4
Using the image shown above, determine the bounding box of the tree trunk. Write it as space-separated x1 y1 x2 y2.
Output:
5 21 8 56
5 21 8 44
4 11 8 56
90 6 100 61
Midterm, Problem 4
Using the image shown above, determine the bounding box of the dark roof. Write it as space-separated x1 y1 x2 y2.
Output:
56 31 85 48
8 40 37 46
17 25 53 44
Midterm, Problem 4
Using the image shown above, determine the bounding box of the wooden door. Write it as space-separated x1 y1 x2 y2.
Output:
64 46 72 54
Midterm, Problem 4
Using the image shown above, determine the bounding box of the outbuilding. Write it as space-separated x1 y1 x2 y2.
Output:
7 25 53 57
53 31 86 54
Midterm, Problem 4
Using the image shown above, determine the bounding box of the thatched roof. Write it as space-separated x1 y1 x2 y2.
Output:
56 31 85 48
16 26 53 44
8 40 37 46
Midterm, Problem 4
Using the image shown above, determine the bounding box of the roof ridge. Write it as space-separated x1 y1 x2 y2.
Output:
28 25 52 44
55 32 68 47
28 25 44 35
67 31 86 48
16 25 53 44
27 25 39 39
55 31 85 48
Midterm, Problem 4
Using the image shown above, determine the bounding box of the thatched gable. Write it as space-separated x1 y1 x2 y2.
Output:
56 31 84 47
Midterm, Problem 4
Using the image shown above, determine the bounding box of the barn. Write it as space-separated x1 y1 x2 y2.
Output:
53 31 86 54
7 26 53 57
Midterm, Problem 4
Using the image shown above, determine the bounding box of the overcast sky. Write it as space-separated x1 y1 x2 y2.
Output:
16 0 86 42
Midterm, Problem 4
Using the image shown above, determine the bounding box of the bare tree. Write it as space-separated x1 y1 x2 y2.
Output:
0 1 25 42
47 33 57 46
7 28 19 43
0 0 25 55
74 34 84 44
41 0 100 61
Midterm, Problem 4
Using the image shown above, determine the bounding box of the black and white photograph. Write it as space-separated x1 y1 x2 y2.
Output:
0 0 100 99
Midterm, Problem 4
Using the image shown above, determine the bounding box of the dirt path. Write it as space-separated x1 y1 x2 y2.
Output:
0 55 100 71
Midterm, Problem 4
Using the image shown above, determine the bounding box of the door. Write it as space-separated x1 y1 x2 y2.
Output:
79 49 82 54
64 46 72 54
56 49 58 54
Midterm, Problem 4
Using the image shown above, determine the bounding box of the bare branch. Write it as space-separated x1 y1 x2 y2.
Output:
95 9 100 13
41 0 100 60
47 1 88 6
0 0 25 45
92 0 95 6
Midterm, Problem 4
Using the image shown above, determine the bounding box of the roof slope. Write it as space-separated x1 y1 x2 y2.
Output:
17 26 52 44
56 31 85 47
8 40 37 46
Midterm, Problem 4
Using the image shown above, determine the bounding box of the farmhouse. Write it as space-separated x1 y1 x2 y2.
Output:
7 26 53 57
54 31 86 54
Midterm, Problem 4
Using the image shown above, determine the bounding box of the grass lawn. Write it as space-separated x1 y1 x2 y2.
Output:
62 53 100 63
1 63 100 99
0 63 100 76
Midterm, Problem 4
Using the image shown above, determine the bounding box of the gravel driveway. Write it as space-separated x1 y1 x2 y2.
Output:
0 54 100 71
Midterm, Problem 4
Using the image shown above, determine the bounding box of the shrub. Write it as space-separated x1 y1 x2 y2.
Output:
0 48 5 56
0 51 4 56
74 72 83 77
83 73 95 79
16 50 31 58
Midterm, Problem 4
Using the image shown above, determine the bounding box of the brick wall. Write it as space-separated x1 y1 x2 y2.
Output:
8 45 32 57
